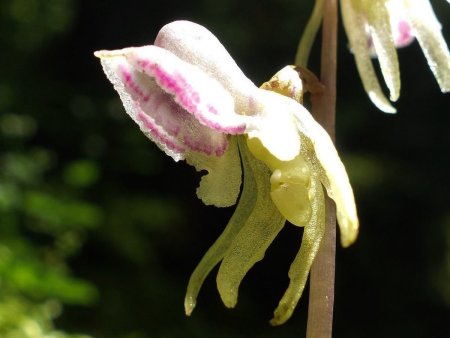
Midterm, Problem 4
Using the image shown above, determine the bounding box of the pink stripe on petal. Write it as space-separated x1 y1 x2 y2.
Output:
127 46 248 135
116 59 229 156
136 111 186 153
394 20 415 48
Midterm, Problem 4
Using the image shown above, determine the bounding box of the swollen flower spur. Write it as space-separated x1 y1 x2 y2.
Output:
95 20 358 325
341 0 450 113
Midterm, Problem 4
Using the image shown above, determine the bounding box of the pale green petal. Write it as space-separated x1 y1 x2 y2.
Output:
293 107 359 247
184 136 257 315
270 176 325 325
341 0 397 113
216 140 286 308
186 137 241 207
367 0 401 101
403 0 450 92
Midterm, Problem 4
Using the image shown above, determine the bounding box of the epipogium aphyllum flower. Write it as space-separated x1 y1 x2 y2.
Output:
341 0 450 113
95 20 358 325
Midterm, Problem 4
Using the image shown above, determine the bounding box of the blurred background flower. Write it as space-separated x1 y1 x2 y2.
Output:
0 0 449 337
341 0 450 113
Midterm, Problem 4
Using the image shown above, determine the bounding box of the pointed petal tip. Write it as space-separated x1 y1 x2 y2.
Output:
339 217 359 248
94 50 117 59
218 286 238 309
270 313 287 326
368 91 397 113
94 49 124 59
389 90 400 103
184 296 196 316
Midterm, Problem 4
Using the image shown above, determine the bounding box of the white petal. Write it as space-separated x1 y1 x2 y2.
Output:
245 90 301 162
155 20 257 112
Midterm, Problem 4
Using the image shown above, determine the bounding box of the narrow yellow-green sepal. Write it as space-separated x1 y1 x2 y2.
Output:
367 0 401 102
216 139 286 308
270 176 325 325
184 136 256 315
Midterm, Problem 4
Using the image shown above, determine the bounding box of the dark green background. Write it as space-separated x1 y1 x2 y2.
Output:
0 0 449 337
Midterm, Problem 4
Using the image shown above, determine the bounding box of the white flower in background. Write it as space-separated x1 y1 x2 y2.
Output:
341 0 450 112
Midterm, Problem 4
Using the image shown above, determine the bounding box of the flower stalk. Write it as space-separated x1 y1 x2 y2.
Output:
305 0 338 337
295 0 325 67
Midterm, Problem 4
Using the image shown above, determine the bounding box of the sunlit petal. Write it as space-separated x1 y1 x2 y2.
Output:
155 20 257 110
367 0 400 101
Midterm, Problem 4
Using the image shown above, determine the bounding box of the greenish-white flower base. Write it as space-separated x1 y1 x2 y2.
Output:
185 136 326 325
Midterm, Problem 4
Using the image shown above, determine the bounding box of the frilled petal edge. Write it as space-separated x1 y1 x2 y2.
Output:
186 137 242 207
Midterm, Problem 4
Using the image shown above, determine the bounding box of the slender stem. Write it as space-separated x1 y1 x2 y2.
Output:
306 0 338 338
295 0 325 67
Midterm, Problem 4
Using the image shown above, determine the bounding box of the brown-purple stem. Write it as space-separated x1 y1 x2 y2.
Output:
306 0 338 338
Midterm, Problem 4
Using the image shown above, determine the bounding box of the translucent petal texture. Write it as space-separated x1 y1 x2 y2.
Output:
293 107 359 247
216 139 286 308
184 137 257 315
366 0 401 101
270 175 325 325
341 0 397 113
154 20 256 111
186 137 241 207
403 0 450 92
95 52 185 161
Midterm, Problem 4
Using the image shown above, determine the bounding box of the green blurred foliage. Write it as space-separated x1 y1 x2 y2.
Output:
0 0 449 337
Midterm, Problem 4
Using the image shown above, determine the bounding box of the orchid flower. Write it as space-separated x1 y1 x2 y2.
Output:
341 0 450 113
95 20 358 325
